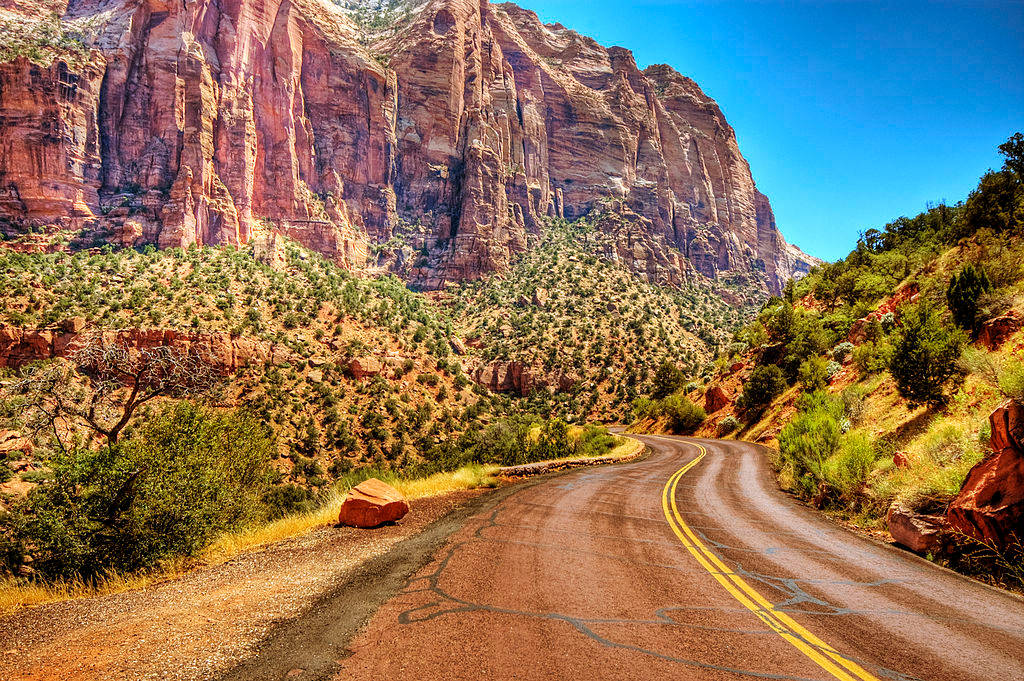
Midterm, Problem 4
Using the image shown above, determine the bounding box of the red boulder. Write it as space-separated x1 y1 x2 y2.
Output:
338 478 409 528
977 311 1023 351
704 385 730 413
946 401 1024 549
887 504 947 554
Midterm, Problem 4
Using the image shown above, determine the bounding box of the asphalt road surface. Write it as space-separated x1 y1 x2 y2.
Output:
335 435 1024 681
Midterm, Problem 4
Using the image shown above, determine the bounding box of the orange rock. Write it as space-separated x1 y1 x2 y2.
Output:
976 311 1023 351
887 504 947 554
338 478 410 528
946 401 1024 549
347 356 383 380
704 385 730 413
0 429 32 456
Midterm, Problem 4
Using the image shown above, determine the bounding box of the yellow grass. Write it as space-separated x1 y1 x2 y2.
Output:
0 439 633 616
0 463 501 616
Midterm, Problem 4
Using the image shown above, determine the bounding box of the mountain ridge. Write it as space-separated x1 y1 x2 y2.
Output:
0 0 816 295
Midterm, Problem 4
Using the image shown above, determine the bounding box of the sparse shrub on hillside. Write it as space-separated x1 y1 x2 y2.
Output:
660 394 706 434
778 392 877 504
960 348 1024 404
889 302 967 409
718 415 740 436
852 340 893 375
831 342 855 363
740 365 788 412
630 396 655 421
651 361 685 400
2 403 272 579
947 264 992 332
798 357 829 392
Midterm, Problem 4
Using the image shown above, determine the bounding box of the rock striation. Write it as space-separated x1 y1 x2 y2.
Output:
0 0 812 293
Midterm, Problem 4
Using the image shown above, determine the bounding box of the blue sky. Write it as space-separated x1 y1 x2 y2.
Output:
511 0 1024 261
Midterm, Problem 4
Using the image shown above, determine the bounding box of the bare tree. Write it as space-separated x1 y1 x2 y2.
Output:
11 336 220 447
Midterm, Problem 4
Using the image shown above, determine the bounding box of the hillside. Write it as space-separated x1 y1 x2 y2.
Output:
632 134 1024 588
445 214 747 422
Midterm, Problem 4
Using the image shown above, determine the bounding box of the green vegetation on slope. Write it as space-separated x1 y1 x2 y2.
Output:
704 134 1023 584
446 217 745 421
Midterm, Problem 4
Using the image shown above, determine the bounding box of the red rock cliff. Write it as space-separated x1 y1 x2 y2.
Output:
0 0 812 293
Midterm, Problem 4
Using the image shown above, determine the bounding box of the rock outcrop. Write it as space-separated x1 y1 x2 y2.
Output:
947 400 1024 550
472 359 576 396
977 311 1023 351
0 322 296 371
337 477 409 528
0 0 811 294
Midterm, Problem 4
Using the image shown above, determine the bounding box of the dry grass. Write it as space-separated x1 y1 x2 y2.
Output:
0 463 501 617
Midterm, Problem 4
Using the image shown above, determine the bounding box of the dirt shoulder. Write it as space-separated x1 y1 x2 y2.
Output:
0 491 483 681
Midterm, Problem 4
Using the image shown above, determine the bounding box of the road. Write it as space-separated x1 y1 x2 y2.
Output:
334 435 1024 681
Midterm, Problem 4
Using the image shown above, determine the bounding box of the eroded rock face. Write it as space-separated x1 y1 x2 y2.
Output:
0 323 295 371
947 401 1024 550
0 0 811 293
337 477 409 528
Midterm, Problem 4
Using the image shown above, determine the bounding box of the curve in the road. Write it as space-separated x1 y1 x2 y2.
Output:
251 434 1024 681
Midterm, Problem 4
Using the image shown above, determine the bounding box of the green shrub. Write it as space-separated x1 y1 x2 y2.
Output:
947 264 992 331
651 361 685 399
777 392 844 498
831 342 855 362
741 365 788 412
889 302 967 408
659 394 706 434
3 402 273 579
718 415 740 435
852 340 892 374
631 396 655 421
821 432 876 501
798 357 829 392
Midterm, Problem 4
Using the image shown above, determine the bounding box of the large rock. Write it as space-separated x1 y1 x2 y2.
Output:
887 504 947 554
977 311 1023 351
347 356 383 380
338 478 410 528
704 385 730 413
0 0 813 293
946 401 1024 549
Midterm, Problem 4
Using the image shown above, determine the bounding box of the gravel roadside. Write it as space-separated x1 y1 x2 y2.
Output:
0 491 484 681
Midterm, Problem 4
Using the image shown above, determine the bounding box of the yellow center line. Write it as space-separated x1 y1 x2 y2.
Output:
660 442 879 681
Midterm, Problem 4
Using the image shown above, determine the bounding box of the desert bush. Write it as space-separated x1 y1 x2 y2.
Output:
831 341 855 363
2 402 272 579
740 365 788 412
659 394 706 434
889 302 967 408
798 357 829 392
777 392 844 499
651 361 685 399
947 264 992 332
852 340 893 374
718 415 740 435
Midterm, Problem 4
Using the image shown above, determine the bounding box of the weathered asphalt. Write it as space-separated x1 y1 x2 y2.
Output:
334 435 1024 681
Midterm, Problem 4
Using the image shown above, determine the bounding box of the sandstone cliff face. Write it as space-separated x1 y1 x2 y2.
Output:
0 0 812 293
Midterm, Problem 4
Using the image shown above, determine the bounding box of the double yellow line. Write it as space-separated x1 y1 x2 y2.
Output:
661 442 879 681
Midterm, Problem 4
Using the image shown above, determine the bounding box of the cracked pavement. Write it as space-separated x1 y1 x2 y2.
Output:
336 435 1024 681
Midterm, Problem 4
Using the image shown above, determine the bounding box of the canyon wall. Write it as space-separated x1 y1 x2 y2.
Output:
0 0 813 293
